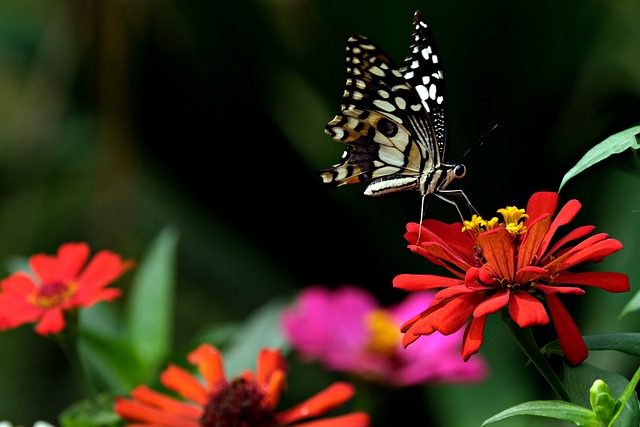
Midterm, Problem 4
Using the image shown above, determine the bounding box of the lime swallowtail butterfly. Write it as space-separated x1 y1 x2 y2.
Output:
320 10 471 217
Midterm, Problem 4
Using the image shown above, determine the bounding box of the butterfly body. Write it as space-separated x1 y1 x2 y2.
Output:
320 10 467 204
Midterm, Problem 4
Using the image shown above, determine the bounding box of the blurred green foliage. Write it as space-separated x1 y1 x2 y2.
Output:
0 0 638 425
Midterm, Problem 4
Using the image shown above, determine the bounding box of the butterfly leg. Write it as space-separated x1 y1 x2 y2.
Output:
435 189 478 222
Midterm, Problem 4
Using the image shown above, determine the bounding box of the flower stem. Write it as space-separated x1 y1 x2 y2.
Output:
501 314 571 402
54 310 96 398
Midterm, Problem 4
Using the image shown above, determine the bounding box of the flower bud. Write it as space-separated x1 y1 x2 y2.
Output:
589 379 616 422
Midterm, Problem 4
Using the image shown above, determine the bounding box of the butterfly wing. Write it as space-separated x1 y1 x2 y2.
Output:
320 32 436 196
401 9 448 164
320 11 451 197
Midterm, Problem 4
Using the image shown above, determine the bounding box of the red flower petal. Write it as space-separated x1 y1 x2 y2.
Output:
517 216 551 270
435 284 487 300
462 316 487 361
289 412 370 427
186 344 226 391
393 274 464 292
256 348 287 387
160 365 208 406
0 275 42 328
537 199 582 259
76 250 129 294
474 289 509 317
130 385 202 419
508 290 549 327
262 368 286 410
552 271 629 293
275 382 355 423
477 228 515 281
114 395 199 427
515 265 547 284
559 238 623 269
537 284 585 295
30 242 90 284
524 192 558 228
0 273 37 296
431 292 485 335
409 242 472 278
34 308 66 335
545 293 588 366
545 225 595 256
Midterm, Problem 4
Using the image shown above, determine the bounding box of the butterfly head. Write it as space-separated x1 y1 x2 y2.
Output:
418 162 466 197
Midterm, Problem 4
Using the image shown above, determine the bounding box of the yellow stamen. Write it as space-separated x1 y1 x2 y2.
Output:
497 206 528 235
364 309 399 357
484 217 500 230
28 281 78 309
462 214 500 233
462 214 487 233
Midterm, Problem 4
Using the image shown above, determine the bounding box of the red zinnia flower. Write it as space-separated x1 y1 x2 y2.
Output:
114 344 370 427
0 242 132 335
393 191 629 366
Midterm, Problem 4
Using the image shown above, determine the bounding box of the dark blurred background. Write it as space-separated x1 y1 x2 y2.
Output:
0 0 638 425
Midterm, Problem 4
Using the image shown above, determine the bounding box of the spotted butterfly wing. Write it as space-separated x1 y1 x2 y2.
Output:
320 9 466 202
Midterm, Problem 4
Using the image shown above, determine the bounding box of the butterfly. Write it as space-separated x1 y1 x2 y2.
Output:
320 9 472 218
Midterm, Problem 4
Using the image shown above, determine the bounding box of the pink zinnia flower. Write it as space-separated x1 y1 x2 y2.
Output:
281 285 487 386
394 191 630 365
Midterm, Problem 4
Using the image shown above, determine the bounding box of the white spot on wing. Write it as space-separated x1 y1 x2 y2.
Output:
369 66 385 77
429 84 437 100
372 99 396 112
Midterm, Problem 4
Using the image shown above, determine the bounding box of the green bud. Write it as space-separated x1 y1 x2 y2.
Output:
590 379 616 422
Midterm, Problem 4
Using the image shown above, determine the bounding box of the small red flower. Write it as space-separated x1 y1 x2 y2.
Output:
394 191 629 366
0 242 132 335
114 344 370 427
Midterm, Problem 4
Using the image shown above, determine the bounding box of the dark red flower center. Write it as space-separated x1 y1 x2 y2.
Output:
29 281 77 309
200 377 277 427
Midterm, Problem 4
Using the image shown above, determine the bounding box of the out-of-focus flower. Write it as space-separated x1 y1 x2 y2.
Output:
0 422 55 427
115 343 369 427
281 285 487 386
394 191 629 365
0 242 132 335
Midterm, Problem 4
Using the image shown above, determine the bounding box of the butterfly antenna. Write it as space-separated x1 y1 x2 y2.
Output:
462 122 498 159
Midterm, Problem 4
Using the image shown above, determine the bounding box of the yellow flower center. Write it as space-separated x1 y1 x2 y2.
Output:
364 309 400 357
497 206 529 235
462 214 500 233
462 205 528 236
28 281 78 309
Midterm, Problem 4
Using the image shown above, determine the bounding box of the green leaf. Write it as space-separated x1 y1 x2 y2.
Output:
216 296 289 377
77 326 146 392
563 362 639 426
123 226 179 379
59 394 120 427
481 400 600 426
619 290 640 319
558 125 640 192
542 334 640 358
583 334 640 357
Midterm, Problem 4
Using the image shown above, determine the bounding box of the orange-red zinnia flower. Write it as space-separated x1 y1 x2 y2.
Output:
114 344 370 427
394 191 629 366
0 242 132 335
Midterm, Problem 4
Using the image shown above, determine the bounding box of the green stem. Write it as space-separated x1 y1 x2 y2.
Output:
502 314 571 402
609 363 640 426
54 309 96 398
